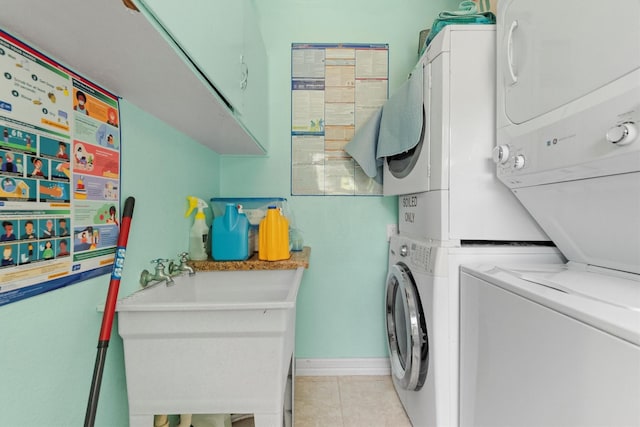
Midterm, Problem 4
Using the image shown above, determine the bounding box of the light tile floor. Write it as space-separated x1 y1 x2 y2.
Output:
233 376 411 427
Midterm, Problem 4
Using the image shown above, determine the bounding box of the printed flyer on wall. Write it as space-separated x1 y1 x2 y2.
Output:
291 43 388 196
0 30 121 306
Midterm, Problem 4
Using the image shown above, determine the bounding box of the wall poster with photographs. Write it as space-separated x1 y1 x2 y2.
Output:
0 29 121 306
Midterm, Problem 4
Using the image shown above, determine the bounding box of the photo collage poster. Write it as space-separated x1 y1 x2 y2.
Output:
0 30 121 306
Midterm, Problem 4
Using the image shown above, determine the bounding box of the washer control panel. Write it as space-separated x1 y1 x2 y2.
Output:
391 236 447 276
408 241 430 271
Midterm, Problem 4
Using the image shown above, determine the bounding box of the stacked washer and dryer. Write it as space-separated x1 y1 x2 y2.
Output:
459 1 640 426
383 25 565 427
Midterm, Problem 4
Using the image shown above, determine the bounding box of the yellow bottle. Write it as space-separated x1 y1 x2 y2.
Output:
259 206 290 261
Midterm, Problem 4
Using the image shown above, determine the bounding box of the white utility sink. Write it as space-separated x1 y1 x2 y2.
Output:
116 268 304 427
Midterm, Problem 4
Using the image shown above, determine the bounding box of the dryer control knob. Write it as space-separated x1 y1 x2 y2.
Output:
492 145 510 164
400 245 408 257
606 122 637 146
514 154 526 169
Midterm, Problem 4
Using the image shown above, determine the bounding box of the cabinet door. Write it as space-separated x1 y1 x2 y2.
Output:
238 0 269 150
500 0 640 125
140 0 244 110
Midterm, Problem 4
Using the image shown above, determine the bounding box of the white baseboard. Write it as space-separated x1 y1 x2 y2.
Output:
295 358 391 376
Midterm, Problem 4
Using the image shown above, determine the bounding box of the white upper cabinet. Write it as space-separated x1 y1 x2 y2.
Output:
138 0 269 148
239 0 269 145
138 0 245 111
0 0 268 155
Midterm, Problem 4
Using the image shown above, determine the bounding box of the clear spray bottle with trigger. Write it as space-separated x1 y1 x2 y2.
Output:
185 196 209 261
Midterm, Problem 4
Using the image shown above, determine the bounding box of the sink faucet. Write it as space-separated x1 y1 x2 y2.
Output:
140 258 174 287
169 252 196 277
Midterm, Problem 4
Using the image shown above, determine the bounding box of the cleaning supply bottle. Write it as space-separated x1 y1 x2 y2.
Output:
259 206 290 261
212 203 250 261
185 196 209 261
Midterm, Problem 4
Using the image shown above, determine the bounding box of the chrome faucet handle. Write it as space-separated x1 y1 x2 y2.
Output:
177 252 190 263
150 258 169 269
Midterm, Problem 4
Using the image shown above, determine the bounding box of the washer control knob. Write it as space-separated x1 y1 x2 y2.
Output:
492 145 511 164
606 122 637 146
513 155 526 169
400 245 408 257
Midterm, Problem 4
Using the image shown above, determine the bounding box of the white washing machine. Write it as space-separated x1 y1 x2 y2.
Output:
459 263 640 426
385 235 564 427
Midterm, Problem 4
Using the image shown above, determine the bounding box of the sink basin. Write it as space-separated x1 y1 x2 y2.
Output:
117 268 302 311
116 268 304 427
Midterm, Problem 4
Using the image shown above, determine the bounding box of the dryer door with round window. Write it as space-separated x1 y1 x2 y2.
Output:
385 262 429 391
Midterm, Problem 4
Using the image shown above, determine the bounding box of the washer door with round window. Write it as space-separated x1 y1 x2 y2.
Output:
385 262 429 391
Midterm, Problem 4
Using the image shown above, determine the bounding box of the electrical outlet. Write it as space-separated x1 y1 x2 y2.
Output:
386 224 398 241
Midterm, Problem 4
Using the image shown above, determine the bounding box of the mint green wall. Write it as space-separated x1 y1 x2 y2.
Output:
0 100 220 426
222 0 459 358
1 1 463 424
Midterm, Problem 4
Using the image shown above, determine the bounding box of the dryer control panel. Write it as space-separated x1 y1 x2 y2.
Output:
495 80 639 189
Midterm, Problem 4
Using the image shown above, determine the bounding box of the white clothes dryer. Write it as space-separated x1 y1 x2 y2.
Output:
385 235 563 427
494 0 640 274
384 25 547 243
459 263 640 427
383 25 495 197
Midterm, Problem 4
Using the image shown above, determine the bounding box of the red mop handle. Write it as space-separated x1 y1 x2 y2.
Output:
99 196 135 341
85 196 135 427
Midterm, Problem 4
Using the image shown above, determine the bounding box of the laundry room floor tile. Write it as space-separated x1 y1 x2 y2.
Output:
293 375 410 427
338 376 411 427
294 376 344 426
231 376 410 427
